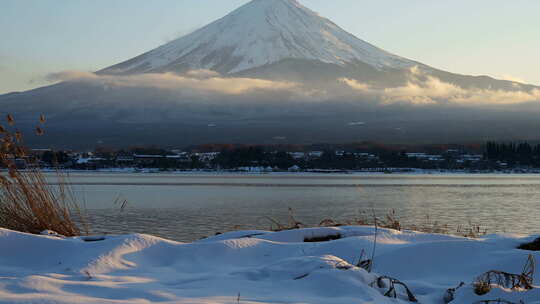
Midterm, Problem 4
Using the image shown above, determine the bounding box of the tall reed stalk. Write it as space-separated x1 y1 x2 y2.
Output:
0 114 86 236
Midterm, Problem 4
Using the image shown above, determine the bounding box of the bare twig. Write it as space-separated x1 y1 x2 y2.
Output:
473 254 535 295
372 276 418 302
368 209 378 273
443 282 465 303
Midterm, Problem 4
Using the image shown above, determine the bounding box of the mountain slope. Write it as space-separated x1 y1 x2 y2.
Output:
102 0 415 75
101 0 534 92
1 0 540 148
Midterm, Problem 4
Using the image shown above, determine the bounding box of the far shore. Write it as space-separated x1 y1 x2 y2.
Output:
30 168 540 175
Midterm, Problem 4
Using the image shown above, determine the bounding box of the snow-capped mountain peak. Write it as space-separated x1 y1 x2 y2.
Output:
103 0 414 75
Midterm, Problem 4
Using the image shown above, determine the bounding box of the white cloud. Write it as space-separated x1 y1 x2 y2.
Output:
47 70 303 96
185 69 220 79
340 66 540 105
47 67 540 107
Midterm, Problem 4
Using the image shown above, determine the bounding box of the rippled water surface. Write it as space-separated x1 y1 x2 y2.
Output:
56 173 540 241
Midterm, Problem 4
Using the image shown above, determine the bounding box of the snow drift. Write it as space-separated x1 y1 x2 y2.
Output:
1 226 540 303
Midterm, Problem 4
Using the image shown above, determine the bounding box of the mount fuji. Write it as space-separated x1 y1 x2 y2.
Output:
102 0 414 75
1 0 539 148
100 0 530 91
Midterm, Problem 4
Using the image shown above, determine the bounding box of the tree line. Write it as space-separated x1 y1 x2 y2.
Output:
485 142 540 166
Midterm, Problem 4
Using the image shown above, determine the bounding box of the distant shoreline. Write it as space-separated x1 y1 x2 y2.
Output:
16 168 540 176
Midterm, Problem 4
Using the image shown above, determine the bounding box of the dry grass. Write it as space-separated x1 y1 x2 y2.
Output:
473 254 535 295
264 208 304 231
265 208 488 238
0 114 86 236
331 210 487 238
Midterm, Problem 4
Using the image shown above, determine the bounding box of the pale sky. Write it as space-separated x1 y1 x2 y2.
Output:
1 0 539 94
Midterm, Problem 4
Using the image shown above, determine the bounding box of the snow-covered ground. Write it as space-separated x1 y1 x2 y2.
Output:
1 226 539 303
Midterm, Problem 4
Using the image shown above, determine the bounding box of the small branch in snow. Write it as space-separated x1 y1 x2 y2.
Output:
443 281 465 303
473 254 535 295
356 248 372 271
368 209 378 273
371 276 418 302
83 270 93 281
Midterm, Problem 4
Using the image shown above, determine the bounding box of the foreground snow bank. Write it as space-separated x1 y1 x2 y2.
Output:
0 226 539 304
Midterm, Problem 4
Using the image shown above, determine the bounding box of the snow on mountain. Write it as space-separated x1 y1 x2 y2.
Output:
2 0 539 147
103 0 415 75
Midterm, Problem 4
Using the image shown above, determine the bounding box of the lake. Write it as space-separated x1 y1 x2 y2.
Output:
58 172 540 241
